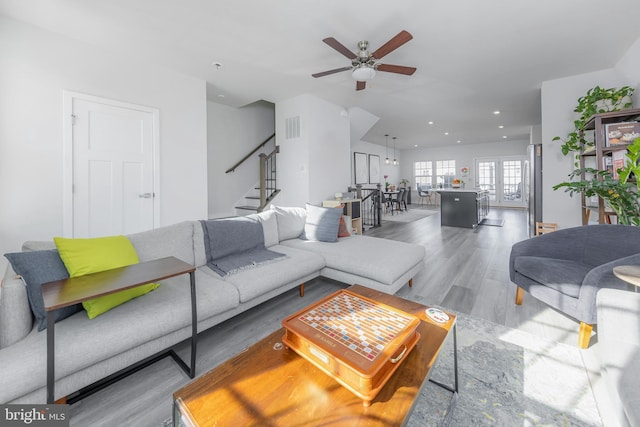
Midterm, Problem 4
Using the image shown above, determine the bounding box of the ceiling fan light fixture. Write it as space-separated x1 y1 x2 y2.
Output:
352 64 376 81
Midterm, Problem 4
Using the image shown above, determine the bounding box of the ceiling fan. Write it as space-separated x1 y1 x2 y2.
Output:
312 30 416 91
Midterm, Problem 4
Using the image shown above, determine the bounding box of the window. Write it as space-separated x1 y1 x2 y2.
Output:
436 160 456 188
414 161 433 188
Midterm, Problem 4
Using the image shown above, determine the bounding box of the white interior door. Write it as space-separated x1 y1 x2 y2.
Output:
65 93 159 237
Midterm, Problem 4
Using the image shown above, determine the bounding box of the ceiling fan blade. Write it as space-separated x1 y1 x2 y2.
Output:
376 64 417 75
372 30 413 60
322 37 357 60
312 66 352 78
356 81 366 91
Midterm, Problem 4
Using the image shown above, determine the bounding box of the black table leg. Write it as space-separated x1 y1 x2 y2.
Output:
429 323 459 425
46 311 55 404
189 270 197 378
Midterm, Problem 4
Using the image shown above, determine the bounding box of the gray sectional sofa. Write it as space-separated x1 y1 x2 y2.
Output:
0 206 425 403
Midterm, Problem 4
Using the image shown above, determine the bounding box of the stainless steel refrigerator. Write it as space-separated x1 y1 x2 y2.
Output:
524 144 542 237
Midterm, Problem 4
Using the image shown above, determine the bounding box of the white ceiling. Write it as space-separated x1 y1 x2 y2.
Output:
2 0 639 150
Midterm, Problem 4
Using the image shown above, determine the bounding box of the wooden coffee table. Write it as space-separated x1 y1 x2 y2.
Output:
173 285 458 426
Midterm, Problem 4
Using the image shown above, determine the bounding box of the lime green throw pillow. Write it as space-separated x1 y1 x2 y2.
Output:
54 235 159 319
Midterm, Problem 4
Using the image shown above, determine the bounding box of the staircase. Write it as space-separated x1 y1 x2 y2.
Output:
226 133 280 214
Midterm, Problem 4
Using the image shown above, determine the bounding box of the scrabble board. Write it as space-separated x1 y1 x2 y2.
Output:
282 289 421 405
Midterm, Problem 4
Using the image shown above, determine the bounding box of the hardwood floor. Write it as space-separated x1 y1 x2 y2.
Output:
68 206 613 426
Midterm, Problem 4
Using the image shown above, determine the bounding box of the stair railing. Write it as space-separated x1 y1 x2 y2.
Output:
225 133 276 174
258 146 280 211
348 184 382 230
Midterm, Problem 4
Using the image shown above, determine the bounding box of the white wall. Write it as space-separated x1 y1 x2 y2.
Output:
207 101 275 218
0 16 208 268
397 140 530 190
275 94 350 207
540 59 639 228
351 140 400 189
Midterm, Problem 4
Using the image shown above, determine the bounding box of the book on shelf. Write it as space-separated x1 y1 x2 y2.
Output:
612 149 626 180
603 156 613 175
605 122 640 147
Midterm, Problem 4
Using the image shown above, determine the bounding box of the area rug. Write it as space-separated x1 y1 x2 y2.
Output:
479 218 505 227
383 208 438 223
405 303 601 426
161 297 601 427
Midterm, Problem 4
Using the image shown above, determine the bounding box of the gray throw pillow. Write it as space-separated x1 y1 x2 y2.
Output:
4 250 83 331
302 203 342 242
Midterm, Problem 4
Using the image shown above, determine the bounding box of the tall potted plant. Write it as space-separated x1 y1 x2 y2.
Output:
553 85 634 161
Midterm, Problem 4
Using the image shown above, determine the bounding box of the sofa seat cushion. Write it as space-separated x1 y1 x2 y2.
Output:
221 245 324 303
514 256 592 298
0 269 239 403
280 235 425 286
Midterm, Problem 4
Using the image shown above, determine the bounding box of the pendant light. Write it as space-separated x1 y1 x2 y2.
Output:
393 136 398 165
385 134 390 164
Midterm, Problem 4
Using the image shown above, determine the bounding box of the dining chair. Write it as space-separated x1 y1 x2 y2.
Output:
416 185 428 206
401 187 409 211
392 188 404 213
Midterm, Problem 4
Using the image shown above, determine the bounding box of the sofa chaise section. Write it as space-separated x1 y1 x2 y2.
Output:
280 235 425 294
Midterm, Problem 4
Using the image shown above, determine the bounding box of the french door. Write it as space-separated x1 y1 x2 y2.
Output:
475 157 525 208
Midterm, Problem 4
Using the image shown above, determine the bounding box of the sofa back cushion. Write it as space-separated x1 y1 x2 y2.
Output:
127 221 195 265
271 206 306 242
248 210 279 248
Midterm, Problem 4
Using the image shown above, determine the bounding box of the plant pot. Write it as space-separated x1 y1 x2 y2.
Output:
595 96 632 113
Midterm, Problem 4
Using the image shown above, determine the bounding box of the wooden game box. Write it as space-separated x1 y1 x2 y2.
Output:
281 289 421 406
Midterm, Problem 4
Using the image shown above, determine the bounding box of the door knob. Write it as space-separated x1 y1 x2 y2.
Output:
139 193 153 198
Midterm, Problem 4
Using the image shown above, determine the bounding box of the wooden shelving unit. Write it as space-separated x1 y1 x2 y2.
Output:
579 108 640 224
323 199 362 235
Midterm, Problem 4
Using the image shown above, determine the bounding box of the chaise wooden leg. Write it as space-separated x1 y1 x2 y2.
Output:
299 283 305 297
515 286 524 305
578 322 593 349
408 278 413 288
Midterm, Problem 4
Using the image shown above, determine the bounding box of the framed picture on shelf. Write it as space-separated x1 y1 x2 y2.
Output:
368 154 380 184
354 152 368 185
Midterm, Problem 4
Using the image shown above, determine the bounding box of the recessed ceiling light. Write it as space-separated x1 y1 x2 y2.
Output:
414 144 418 148
217 94 225 98
457 140 461 144
428 121 434 125
498 125 504 129
444 132 449 136
493 110 501 115
502 135 507 139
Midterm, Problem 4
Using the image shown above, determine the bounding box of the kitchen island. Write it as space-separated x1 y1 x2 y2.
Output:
437 189 490 228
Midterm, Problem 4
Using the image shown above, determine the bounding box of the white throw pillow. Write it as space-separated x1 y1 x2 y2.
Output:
271 206 307 241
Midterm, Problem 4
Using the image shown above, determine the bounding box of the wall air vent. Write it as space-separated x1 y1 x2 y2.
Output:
285 116 300 140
